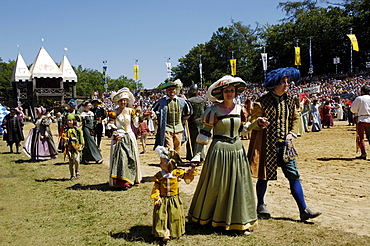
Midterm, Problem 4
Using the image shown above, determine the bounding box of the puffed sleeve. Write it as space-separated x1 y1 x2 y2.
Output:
191 107 217 161
247 102 264 131
182 99 193 122
150 172 162 205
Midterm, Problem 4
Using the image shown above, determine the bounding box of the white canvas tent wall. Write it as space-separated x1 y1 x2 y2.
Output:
11 53 31 82
29 46 62 78
60 55 77 82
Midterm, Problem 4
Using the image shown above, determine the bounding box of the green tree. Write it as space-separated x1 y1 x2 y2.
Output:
173 21 260 87
0 58 15 99
75 65 106 97
108 75 142 91
261 0 369 77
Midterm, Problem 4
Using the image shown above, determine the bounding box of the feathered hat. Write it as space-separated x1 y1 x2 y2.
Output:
263 67 300 90
207 75 246 102
154 146 183 167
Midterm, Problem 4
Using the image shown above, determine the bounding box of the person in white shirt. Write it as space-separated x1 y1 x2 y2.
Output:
350 85 370 160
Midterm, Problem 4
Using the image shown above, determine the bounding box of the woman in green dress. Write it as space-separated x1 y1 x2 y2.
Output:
189 75 257 235
80 101 103 164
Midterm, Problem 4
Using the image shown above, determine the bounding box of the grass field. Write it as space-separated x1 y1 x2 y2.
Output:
1 122 370 245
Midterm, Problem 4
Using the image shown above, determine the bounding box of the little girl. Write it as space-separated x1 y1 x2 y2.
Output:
151 146 197 242
62 114 84 180
137 117 150 154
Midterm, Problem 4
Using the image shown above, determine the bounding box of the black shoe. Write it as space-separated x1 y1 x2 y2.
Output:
257 204 271 219
355 155 366 160
300 208 322 221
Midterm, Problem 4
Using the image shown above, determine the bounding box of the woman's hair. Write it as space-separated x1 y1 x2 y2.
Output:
82 101 91 107
167 160 175 173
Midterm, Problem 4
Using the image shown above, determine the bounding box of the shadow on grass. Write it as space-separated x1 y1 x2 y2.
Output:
35 178 71 182
110 223 224 244
317 157 354 161
184 221 225 236
54 162 68 166
272 217 315 224
66 182 131 191
14 159 39 163
141 176 154 183
110 225 155 244
148 163 160 167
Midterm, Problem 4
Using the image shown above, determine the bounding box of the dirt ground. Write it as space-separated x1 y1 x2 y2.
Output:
23 120 370 236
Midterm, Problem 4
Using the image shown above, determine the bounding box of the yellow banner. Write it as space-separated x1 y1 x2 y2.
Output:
347 34 359 51
230 59 236 75
294 47 301 66
133 65 139 80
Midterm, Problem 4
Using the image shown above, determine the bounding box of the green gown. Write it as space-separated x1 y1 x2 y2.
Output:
188 104 257 230
81 111 103 162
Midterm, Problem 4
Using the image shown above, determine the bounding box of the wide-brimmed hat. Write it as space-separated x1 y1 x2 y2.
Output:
112 87 135 106
206 75 247 102
263 67 300 90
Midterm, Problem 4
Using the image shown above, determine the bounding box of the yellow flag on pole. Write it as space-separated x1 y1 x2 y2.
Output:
230 59 236 75
347 34 359 51
133 65 139 80
294 47 301 66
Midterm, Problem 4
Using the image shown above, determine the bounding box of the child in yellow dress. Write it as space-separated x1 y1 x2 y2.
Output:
151 146 197 242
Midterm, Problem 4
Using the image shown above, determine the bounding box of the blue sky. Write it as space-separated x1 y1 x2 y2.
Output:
2 0 291 89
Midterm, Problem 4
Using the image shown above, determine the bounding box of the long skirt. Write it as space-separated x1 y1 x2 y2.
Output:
188 139 257 230
109 132 142 186
82 127 103 162
152 195 185 238
23 128 58 161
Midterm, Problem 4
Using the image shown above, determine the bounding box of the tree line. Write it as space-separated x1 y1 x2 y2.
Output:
173 0 370 86
1 0 369 98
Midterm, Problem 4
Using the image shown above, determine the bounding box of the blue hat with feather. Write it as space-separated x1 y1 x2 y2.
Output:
263 67 300 90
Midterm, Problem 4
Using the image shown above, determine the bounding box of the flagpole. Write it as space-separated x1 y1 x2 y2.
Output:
295 38 300 70
103 61 108 96
350 27 353 76
134 59 139 91
308 37 313 82
263 46 267 80
199 54 203 88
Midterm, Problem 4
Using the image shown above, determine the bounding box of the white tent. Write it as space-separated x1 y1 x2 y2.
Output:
29 46 62 78
11 53 31 82
60 55 77 82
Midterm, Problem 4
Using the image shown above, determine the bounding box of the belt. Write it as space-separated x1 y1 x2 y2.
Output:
213 135 238 144
189 118 202 123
